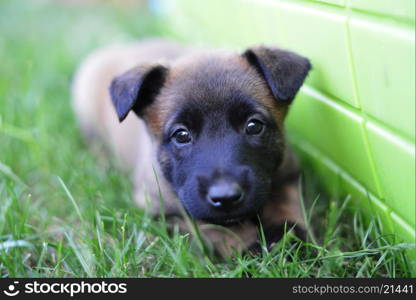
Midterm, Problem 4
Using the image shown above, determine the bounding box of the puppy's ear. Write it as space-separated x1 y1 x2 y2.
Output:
109 64 168 122
242 46 311 103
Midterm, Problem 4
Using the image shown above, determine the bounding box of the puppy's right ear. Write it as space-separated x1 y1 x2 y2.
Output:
109 64 168 122
242 46 311 104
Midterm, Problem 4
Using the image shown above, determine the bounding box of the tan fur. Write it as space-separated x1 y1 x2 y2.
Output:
72 39 186 215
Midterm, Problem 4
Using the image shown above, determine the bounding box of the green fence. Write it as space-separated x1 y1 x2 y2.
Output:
167 0 415 256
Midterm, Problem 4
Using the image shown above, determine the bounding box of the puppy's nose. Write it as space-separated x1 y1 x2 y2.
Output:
207 181 243 208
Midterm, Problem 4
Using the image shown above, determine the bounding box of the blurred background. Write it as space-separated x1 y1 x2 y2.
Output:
0 0 174 216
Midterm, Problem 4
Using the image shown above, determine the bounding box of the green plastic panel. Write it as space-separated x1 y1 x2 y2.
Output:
312 0 345 7
350 16 415 139
168 0 416 255
287 87 380 195
276 1 357 106
366 121 415 227
349 0 416 21
292 137 394 234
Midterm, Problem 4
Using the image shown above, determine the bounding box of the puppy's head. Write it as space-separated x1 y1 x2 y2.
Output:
109 45 311 225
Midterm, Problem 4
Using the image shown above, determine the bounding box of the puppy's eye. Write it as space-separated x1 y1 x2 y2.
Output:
245 119 264 135
172 129 192 144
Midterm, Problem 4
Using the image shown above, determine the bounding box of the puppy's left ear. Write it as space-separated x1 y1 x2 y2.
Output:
242 46 311 103
109 64 168 122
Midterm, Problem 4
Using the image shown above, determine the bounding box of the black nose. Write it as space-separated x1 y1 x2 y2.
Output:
207 181 244 208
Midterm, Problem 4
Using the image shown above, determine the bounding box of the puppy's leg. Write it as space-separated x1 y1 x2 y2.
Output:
249 181 306 253
165 216 258 258
198 221 259 257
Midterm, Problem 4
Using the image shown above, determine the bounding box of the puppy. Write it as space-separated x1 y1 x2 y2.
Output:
72 39 311 255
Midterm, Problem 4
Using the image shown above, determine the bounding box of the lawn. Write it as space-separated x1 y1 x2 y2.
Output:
0 0 413 277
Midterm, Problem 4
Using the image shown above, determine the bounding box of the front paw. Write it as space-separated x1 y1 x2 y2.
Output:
248 222 306 254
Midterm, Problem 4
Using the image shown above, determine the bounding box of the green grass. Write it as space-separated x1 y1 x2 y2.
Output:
0 0 413 277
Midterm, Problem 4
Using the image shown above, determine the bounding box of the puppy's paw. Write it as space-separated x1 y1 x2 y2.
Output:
247 222 306 254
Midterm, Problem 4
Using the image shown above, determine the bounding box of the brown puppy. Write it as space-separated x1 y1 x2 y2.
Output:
72 39 311 255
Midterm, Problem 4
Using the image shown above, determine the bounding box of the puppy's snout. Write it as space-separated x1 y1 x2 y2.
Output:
207 180 244 209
